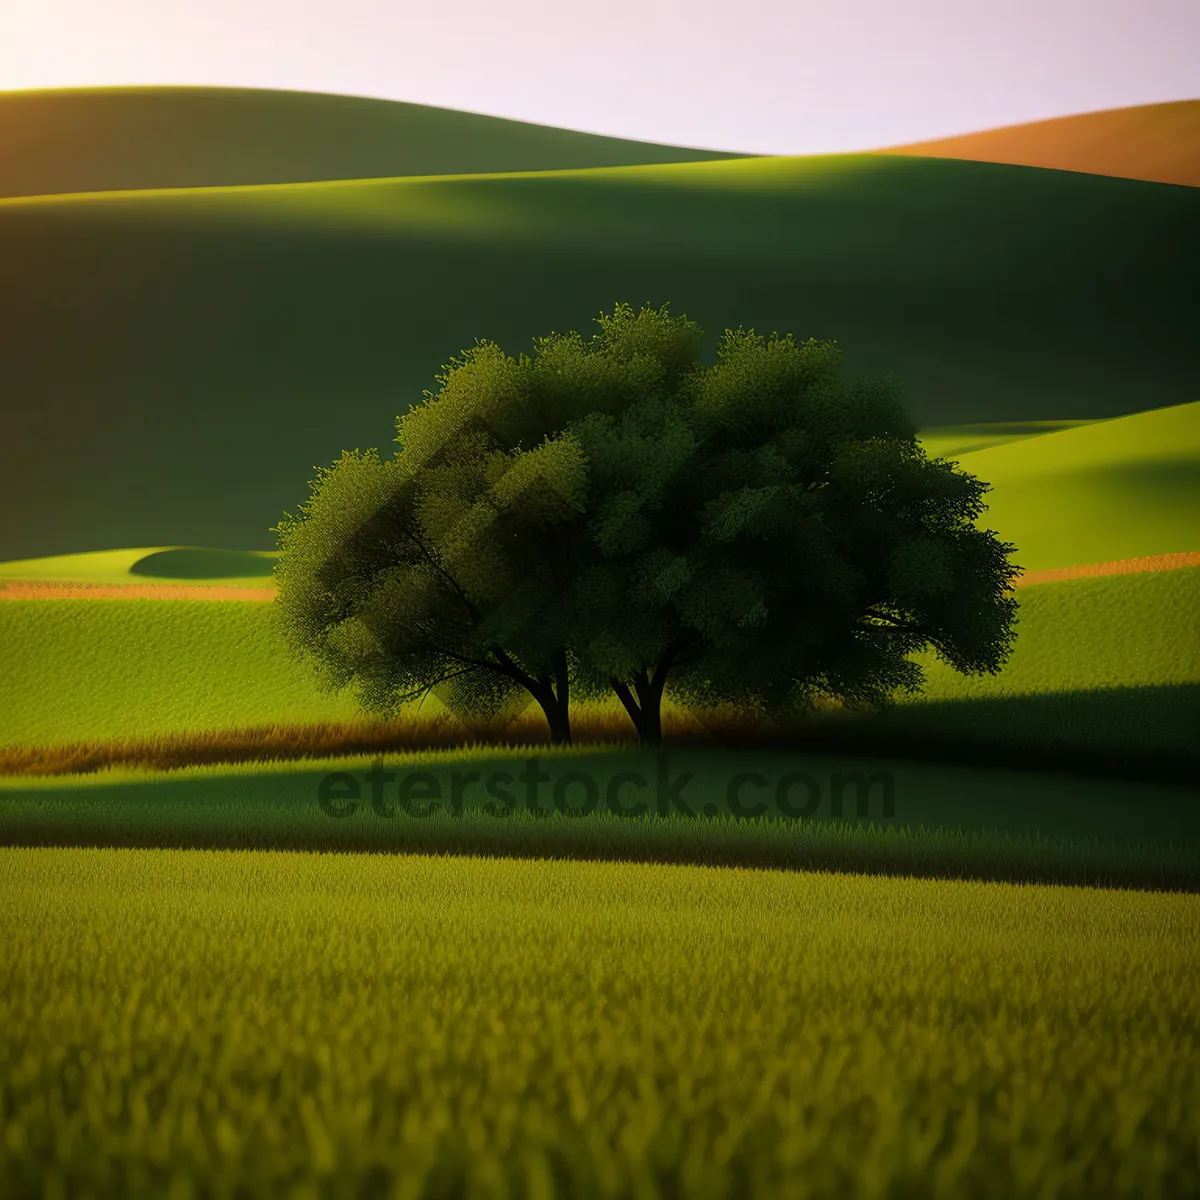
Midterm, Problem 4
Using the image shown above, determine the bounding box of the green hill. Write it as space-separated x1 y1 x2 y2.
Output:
1 152 1196 559
0 86 750 200
0 547 277 587
945 401 1200 570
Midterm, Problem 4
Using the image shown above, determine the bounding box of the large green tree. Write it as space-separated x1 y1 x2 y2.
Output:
275 302 1019 746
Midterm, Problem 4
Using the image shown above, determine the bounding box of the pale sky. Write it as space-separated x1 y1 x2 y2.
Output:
1 0 1197 155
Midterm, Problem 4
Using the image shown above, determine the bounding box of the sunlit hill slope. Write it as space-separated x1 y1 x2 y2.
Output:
872 100 1200 188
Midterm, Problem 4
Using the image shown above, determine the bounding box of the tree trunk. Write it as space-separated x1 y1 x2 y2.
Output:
611 663 669 746
537 694 572 744
533 651 572 744
639 671 665 745
611 679 645 741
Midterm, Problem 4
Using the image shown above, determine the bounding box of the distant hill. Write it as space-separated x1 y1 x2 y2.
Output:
871 101 1200 188
0 86 751 199
1 152 1195 559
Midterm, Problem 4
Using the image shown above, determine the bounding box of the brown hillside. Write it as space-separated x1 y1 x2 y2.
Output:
871 101 1200 187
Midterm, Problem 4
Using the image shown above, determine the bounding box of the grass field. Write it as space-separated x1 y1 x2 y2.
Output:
3 567 1196 756
2 742 1198 889
0 85 749 200
3 402 1195 588
1 846 1196 1197
913 566 1200 699
0 599 357 746
3 152 1196 558
872 566 1200 766
938 401 1200 570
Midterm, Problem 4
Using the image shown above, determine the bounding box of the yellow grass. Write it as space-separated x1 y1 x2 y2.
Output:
1 846 1197 1197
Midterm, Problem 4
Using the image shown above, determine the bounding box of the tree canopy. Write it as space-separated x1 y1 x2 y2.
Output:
275 303 1019 744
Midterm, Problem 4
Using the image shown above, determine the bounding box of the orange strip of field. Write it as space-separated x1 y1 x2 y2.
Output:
0 581 277 600
1014 550 1200 587
0 552 1196 600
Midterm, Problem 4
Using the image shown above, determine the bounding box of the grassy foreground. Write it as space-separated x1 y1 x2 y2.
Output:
1 846 1196 1198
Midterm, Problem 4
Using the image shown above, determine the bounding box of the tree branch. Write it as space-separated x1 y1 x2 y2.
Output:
861 608 953 657
487 645 544 695
392 664 482 708
393 521 483 624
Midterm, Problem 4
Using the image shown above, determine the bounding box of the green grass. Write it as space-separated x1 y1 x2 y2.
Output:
4 569 1197 757
0 546 164 583
0 600 358 747
877 568 1200 763
0 545 277 586
1 846 1196 1197
945 401 1200 570
2 744 1198 889
0 85 749 200
912 566 1200 699
128 546 276 580
3 152 1195 558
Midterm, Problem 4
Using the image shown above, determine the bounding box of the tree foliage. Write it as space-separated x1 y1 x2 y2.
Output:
275 303 1020 744
574 324 1021 739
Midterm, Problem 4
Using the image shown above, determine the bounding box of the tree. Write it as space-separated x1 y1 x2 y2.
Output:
275 302 1020 748
569 325 1021 742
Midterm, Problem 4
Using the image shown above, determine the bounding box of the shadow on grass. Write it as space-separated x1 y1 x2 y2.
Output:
2 746 1197 891
128 547 277 579
4 685 1198 787
827 683 1200 783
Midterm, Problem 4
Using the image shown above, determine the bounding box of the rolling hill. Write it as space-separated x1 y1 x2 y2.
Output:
942 400 1200 572
0 547 277 588
0 86 751 200
1 152 1196 559
871 100 1200 188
